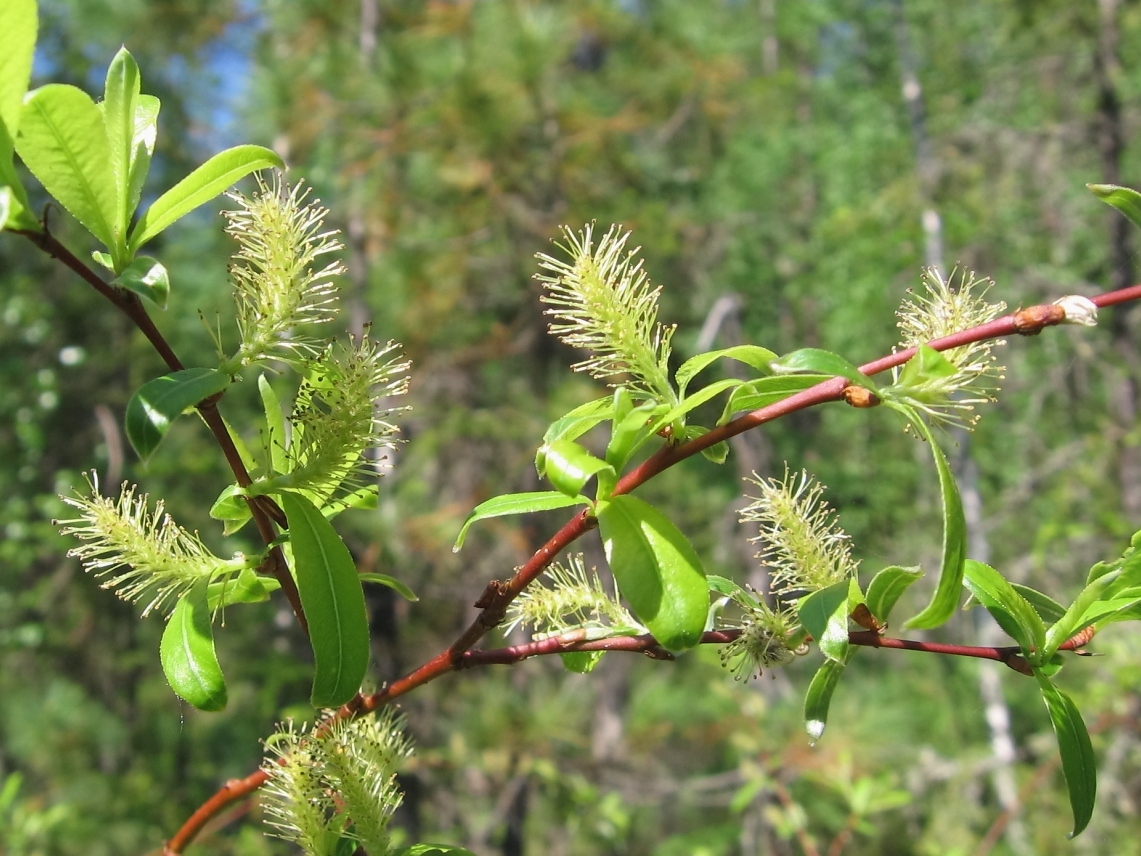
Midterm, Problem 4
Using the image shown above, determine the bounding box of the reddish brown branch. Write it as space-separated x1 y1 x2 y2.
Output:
157 285 1139 850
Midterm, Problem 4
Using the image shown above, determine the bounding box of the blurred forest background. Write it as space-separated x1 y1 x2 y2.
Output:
3 1 1141 854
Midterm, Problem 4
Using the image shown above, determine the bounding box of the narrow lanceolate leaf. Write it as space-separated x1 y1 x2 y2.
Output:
16 84 118 248
160 579 227 711
675 345 777 396
102 46 141 246
453 491 590 552
0 0 36 229
259 373 288 474
281 491 370 708
770 348 878 391
901 412 966 630
718 374 832 425
597 495 708 651
128 144 284 253
358 573 418 602
651 378 741 434
963 560 1045 661
125 95 159 219
606 401 662 469
1036 672 1097 838
804 658 847 744
125 368 231 462
541 396 613 447
398 846 479 856
1088 183 1141 232
864 565 923 625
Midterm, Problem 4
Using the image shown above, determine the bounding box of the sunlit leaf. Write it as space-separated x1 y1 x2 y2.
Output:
675 345 777 395
770 348 878 391
864 565 922 625
597 495 708 651
718 374 832 425
358 572 418 602
1089 183 1141 232
111 255 168 308
538 439 616 500
281 491 369 708
125 368 231 462
804 658 846 744
797 581 851 662
453 490 589 551
963 560 1045 660
160 578 227 711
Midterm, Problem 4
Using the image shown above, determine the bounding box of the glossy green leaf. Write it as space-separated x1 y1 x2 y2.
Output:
804 658 846 744
797 580 851 662
900 411 966 630
597 495 708 651
541 396 613 449
560 650 605 673
259 373 289 474
1036 672 1096 838
539 439 616 500
398 846 479 856
0 0 36 230
675 345 777 395
281 491 370 708
453 490 589 551
207 567 278 609
770 348 878 391
16 84 118 248
864 565 922 624
1089 183 1141 231
963 560 1045 660
101 46 141 246
1012 584 1066 624
126 95 159 222
111 255 168 307
651 378 741 434
321 484 379 520
128 144 284 253
678 424 729 464
718 374 832 425
160 579 227 711
126 367 230 462
209 484 251 535
359 572 418 602
895 343 957 388
606 401 661 469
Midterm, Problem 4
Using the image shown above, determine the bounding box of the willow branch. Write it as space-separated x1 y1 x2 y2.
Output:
165 284 1141 851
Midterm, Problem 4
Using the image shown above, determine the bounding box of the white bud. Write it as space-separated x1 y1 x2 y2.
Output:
1052 295 1099 327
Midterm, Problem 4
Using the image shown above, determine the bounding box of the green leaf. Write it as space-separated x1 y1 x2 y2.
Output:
209 484 251 535
207 567 278 609
538 439 616 500
894 343 957 388
679 424 729 464
125 367 231 462
111 255 168 308
804 658 846 744
541 396 613 447
1043 549 1141 660
597 495 708 651
651 378 741 434
1088 183 1141 231
797 581 851 663
900 411 966 630
16 84 118 248
359 573 418 602
1036 672 1096 838
770 348 878 391
259 373 289 474
675 345 777 395
126 95 159 222
718 374 832 425
160 579 227 712
0 0 36 230
560 650 605 673
864 566 922 625
453 490 589 551
963 560 1046 661
281 492 370 708
128 144 284 253
398 846 479 856
606 401 662 469
1012 584 1066 624
101 46 141 248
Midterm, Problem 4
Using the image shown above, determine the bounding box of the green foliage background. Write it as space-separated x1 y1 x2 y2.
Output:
2 1 1141 854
